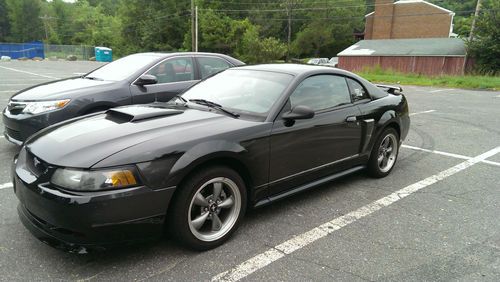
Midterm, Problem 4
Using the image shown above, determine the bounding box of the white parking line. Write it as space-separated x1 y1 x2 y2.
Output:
409 110 436 116
212 146 500 282
0 90 19 93
0 83 35 86
496 95 500 98
429 89 454 93
0 78 49 81
0 182 13 190
402 145 500 167
0 65 59 79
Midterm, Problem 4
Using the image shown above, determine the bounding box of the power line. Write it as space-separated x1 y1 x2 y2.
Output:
199 0 452 10
223 9 485 22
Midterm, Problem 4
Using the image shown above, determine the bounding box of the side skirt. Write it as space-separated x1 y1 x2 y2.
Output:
254 165 366 208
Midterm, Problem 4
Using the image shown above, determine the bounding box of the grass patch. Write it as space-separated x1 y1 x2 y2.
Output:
356 67 500 90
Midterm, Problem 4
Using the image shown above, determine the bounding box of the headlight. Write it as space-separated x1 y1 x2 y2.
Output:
51 167 141 191
22 99 70 115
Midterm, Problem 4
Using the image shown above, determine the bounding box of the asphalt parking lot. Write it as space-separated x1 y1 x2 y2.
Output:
0 61 499 281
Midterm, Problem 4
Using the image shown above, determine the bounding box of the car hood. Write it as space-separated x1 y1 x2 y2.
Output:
25 104 259 168
12 77 115 101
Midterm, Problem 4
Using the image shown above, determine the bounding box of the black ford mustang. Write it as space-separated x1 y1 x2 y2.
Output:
13 64 409 251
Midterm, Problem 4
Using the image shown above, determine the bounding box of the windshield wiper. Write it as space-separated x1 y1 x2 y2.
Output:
188 99 239 118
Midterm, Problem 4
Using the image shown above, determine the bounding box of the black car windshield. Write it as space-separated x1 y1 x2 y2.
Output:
85 54 159 81
181 69 293 116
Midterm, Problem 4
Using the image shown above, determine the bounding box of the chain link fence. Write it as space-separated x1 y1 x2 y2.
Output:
44 44 95 61
0 42 95 61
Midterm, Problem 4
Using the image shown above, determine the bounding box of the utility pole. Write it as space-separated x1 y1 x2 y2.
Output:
464 0 482 74
195 6 198 52
39 14 54 42
286 1 292 62
191 0 195 52
469 0 482 41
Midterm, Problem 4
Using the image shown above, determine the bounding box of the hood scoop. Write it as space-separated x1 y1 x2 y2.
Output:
106 106 183 122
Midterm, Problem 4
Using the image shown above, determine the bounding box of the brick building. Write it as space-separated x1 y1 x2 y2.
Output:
365 0 455 40
338 38 467 76
337 0 469 75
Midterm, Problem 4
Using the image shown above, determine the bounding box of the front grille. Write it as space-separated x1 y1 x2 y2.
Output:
5 127 22 141
7 102 26 115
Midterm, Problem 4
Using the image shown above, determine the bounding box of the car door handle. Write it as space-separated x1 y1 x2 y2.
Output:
346 116 357 123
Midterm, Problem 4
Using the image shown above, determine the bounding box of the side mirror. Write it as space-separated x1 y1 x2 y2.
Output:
135 74 158 86
282 105 315 120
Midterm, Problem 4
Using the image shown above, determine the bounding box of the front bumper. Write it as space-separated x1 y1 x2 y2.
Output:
2 107 68 145
14 161 176 251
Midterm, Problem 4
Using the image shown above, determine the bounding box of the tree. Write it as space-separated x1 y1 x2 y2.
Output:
292 20 333 57
237 24 287 64
6 0 43 42
467 0 500 74
117 0 188 55
0 0 10 41
291 0 364 58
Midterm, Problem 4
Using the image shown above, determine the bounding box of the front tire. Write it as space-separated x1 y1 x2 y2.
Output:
367 128 400 178
169 166 247 251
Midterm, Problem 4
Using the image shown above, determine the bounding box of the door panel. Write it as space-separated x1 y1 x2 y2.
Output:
269 106 362 195
130 57 198 104
268 74 363 196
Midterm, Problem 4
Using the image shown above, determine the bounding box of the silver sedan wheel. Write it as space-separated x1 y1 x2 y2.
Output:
188 177 241 242
377 133 398 173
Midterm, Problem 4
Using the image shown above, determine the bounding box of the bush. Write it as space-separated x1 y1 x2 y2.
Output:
467 0 500 75
237 25 287 64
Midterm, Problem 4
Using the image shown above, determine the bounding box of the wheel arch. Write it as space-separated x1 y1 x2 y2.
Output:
164 139 257 207
376 110 401 138
165 154 255 222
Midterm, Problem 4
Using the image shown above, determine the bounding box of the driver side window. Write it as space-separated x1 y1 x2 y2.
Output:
289 75 351 112
146 57 194 84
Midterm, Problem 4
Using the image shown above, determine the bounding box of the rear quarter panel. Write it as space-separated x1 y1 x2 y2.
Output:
356 94 409 157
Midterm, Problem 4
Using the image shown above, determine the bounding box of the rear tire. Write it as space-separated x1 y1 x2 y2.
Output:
169 166 247 251
367 127 400 178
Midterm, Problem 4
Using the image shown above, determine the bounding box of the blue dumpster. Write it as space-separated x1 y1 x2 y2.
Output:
94 47 112 62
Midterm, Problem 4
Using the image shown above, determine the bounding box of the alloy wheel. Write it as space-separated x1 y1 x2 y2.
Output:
188 177 241 242
377 133 398 173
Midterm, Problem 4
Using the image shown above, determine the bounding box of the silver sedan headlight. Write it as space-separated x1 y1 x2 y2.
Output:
22 99 71 115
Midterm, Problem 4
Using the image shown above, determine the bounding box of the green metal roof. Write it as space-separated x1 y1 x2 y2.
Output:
338 38 466 57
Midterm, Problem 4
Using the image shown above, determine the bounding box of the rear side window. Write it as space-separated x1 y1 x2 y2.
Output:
289 75 351 112
346 78 369 101
197 57 232 79
147 57 194 83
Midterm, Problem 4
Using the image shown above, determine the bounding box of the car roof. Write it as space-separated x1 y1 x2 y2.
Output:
131 52 235 58
233 63 389 100
128 52 245 66
233 63 351 76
